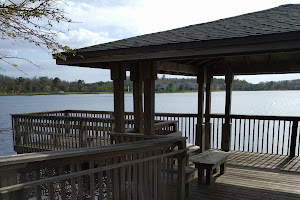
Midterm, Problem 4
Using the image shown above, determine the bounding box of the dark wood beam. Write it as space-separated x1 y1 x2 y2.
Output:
196 67 206 152
154 61 199 75
130 64 143 133
204 70 213 150
110 63 126 133
141 61 157 135
222 66 234 152
212 55 300 75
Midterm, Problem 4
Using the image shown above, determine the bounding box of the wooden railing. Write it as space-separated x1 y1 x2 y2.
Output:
12 114 114 153
211 114 300 156
12 110 300 156
0 136 187 200
12 110 178 153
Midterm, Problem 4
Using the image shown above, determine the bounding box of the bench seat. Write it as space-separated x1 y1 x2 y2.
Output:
193 151 230 185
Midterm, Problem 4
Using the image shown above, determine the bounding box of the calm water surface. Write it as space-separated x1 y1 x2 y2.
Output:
1 91 300 156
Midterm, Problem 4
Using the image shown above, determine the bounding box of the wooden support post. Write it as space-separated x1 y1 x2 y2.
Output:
222 67 234 152
141 61 157 135
205 70 213 150
289 120 299 157
196 68 205 152
111 63 126 133
130 64 144 133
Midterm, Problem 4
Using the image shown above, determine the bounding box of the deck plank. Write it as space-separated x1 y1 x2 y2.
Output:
189 151 300 200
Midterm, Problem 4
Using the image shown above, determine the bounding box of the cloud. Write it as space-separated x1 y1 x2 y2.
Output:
58 28 116 49
61 0 140 38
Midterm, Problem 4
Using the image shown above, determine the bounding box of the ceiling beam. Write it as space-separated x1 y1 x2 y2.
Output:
154 61 199 75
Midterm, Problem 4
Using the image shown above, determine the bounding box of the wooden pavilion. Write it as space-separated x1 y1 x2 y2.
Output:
1 4 300 200
57 4 300 153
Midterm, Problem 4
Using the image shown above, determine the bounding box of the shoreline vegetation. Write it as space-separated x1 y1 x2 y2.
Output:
1 74 300 96
1 89 299 96
0 90 202 96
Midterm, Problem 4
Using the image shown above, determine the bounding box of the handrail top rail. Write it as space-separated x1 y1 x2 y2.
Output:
210 113 300 121
10 110 114 116
0 136 186 168
10 115 179 124
109 132 184 139
11 114 115 122
11 110 300 121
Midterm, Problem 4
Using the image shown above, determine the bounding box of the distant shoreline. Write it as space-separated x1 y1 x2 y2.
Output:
1 90 299 96
1 91 198 96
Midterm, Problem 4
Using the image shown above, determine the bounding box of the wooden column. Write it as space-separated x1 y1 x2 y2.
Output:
204 70 213 150
111 63 126 133
222 67 234 151
130 64 144 133
196 68 205 152
141 61 157 135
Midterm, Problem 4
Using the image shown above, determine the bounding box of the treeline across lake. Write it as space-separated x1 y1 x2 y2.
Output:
0 74 299 94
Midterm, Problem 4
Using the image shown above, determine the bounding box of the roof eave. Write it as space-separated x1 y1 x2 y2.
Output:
56 31 300 67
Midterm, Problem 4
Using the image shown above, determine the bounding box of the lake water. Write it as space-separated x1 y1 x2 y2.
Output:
1 91 300 156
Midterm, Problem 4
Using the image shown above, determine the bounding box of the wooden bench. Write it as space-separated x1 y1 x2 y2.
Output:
193 151 230 185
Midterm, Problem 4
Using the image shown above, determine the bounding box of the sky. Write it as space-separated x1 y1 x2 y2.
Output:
1 0 300 83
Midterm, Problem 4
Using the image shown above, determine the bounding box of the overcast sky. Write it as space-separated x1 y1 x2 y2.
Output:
1 0 300 83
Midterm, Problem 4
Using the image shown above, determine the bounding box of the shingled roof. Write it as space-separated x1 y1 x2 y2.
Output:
57 4 300 75
77 4 300 53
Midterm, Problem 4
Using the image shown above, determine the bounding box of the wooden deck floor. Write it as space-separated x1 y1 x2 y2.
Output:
189 151 300 200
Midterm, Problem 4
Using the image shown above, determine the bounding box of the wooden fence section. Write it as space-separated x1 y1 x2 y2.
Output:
150 113 300 156
211 114 300 156
0 137 187 200
12 110 300 156
12 111 178 153
12 114 114 153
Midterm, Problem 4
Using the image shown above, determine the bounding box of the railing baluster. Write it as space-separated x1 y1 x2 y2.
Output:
266 120 270 154
257 120 260 153
70 164 77 199
261 120 265 153
35 170 42 200
287 121 292 155
277 120 281 154
282 120 286 155
90 161 95 200
272 120 275 154
77 162 84 200
239 118 242 151
243 118 246 152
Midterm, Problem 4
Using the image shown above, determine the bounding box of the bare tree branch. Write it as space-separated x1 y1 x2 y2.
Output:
0 0 74 70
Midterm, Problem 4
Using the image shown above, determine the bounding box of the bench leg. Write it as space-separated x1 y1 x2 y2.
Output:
185 182 191 199
213 168 218 174
206 169 213 185
198 168 205 184
220 162 226 175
